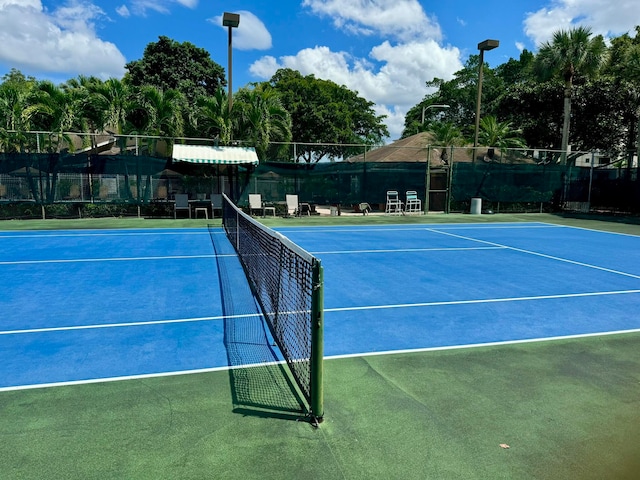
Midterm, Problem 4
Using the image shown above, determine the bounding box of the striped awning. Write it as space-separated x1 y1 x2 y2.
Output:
172 144 259 166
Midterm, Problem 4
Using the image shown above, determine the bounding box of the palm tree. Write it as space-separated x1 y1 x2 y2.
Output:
24 80 85 152
0 79 32 152
195 88 231 143
233 85 292 160
478 116 527 149
88 78 133 136
135 86 185 155
428 121 465 164
535 26 607 163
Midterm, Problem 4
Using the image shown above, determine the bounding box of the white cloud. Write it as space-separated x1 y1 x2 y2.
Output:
127 0 197 16
302 0 441 43
515 41 525 52
0 1 126 79
525 0 640 46
250 40 461 140
115 5 130 17
210 11 272 51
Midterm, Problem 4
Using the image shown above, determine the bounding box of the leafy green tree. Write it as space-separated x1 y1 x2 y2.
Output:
125 36 226 109
403 54 503 139
267 69 388 163
232 84 292 160
603 26 640 171
494 50 535 85
535 26 607 162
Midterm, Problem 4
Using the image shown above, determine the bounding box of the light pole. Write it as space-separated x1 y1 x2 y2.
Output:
222 12 240 116
421 104 450 124
473 39 499 159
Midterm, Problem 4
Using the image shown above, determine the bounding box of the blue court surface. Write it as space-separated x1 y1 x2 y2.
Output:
1 222 639 390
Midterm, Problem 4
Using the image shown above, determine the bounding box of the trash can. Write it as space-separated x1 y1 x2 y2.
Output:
470 197 482 215
330 206 338 216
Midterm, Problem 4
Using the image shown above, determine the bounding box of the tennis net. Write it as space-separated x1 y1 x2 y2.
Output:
220 194 324 422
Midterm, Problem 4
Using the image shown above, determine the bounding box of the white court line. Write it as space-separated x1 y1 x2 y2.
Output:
427 228 640 280
312 246 504 255
0 253 237 266
0 230 211 239
276 223 557 234
4 289 639 336
2 328 639 393
326 328 640 361
0 361 276 393
539 222 640 239
0 312 262 336
325 289 640 313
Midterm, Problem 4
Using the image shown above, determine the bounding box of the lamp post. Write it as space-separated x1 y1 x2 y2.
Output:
222 12 240 116
473 39 499 159
421 104 450 124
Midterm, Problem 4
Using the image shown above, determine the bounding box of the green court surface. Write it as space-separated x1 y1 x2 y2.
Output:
1 213 639 479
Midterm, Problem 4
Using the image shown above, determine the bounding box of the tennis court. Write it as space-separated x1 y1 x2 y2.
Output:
2 221 639 390
1 217 640 479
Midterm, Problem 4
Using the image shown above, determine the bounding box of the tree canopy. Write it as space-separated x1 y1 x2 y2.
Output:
266 69 389 163
125 36 226 107
403 25 640 168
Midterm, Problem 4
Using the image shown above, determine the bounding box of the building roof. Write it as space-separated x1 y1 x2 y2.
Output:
347 132 476 165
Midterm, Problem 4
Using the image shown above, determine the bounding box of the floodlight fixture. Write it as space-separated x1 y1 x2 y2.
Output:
473 39 499 155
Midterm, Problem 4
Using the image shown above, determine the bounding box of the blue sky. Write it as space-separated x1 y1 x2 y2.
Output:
0 0 637 140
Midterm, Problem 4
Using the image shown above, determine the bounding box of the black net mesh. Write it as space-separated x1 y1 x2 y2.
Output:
220 194 321 407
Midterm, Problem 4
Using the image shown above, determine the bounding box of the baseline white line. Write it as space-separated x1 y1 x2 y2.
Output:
326 328 640 361
325 289 640 313
0 312 263 336
427 228 640 280
0 253 236 266
3 328 639 393
0 360 281 393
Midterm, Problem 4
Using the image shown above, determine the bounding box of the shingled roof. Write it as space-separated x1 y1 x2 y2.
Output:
347 132 476 165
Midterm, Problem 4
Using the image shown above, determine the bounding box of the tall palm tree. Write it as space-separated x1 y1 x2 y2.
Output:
88 78 133 136
195 88 231 143
24 80 85 152
134 86 185 157
535 26 607 163
233 85 292 160
137 86 185 138
0 80 32 152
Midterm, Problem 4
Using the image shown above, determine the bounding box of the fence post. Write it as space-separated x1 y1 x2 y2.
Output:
424 146 431 214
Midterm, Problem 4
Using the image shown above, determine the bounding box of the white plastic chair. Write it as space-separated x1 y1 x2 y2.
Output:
249 194 275 217
385 191 403 215
405 191 422 214
286 194 310 217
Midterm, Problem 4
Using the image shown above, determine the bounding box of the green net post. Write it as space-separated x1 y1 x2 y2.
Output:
310 260 325 424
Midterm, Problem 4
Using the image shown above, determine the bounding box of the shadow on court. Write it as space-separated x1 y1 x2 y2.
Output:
209 227 307 420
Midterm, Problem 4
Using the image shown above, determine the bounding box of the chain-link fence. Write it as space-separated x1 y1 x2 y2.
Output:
1 132 638 218
241 146 639 215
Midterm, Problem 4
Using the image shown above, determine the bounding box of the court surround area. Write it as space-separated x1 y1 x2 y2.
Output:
1 213 639 479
